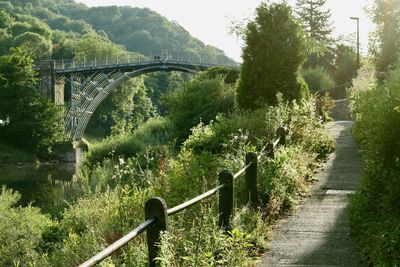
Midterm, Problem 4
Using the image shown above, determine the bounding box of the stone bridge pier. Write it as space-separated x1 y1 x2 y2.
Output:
37 60 65 105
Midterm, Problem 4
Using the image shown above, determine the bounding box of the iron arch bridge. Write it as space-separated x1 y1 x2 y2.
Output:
35 59 237 140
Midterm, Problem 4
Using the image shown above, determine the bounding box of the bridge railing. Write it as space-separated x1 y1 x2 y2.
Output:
52 55 238 71
78 126 287 267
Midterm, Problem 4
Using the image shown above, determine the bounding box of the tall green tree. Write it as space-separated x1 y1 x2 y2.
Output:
369 0 400 81
0 48 61 155
295 0 334 69
237 3 308 109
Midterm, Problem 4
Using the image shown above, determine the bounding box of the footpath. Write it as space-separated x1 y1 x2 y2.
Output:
257 121 363 267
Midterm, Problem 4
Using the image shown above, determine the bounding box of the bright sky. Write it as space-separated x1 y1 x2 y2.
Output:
77 0 375 62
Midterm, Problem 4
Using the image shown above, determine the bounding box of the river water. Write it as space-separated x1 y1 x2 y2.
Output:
0 163 80 216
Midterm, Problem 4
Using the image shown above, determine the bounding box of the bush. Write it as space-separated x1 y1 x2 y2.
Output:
302 66 334 93
47 186 153 266
0 187 52 266
349 64 400 265
84 117 174 169
158 206 257 267
163 73 235 139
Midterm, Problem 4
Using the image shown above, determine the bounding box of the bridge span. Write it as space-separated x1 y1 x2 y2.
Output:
35 58 237 140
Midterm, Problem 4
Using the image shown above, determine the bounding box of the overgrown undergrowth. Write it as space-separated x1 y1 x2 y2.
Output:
0 96 334 266
349 65 400 266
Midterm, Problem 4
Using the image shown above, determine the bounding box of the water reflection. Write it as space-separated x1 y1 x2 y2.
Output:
0 163 81 216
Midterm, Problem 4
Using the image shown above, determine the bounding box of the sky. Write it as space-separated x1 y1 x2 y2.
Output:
77 0 375 62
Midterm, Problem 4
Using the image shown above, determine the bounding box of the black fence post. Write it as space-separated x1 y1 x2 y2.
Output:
145 197 168 267
219 170 234 230
245 152 258 208
276 127 287 146
266 142 275 158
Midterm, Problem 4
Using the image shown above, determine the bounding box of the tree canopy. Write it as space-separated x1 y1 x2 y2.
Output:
0 48 61 154
295 0 334 69
237 2 308 109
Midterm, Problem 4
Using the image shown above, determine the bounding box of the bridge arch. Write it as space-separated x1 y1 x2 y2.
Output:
64 63 200 140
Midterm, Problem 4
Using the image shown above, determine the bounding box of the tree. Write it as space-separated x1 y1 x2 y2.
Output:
334 44 357 85
163 75 235 139
295 0 333 44
13 32 52 60
295 0 334 69
237 3 308 109
0 47 61 155
369 0 400 81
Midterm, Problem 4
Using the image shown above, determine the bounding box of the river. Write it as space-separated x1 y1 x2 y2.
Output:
0 163 81 216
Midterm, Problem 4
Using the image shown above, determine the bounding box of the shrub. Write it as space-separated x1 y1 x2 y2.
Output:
302 66 334 93
158 206 257 267
163 75 235 139
349 64 400 265
0 187 52 266
259 146 316 218
47 186 153 266
84 117 174 169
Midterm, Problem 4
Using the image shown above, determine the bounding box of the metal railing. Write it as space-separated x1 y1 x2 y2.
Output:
79 126 287 267
46 54 239 71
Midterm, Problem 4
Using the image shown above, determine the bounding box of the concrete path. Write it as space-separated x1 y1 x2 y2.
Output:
257 121 362 267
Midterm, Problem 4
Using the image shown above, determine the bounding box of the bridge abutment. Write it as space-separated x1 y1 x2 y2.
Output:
37 60 65 105
38 60 56 101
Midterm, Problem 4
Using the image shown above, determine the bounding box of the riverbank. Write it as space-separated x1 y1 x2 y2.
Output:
0 142 36 163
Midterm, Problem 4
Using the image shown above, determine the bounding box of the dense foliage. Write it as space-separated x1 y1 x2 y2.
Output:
295 0 334 69
0 48 61 155
0 71 334 265
369 0 400 81
58 5 235 65
302 66 334 93
237 2 308 109
0 1 339 266
163 75 236 139
349 64 400 266
0 0 236 142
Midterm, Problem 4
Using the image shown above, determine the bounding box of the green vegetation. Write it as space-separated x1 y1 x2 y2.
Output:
369 0 400 81
0 48 61 157
347 1 400 265
302 66 334 93
0 0 235 137
0 142 35 163
349 64 400 266
0 1 339 266
237 2 308 109
0 187 52 266
0 68 333 265
295 0 358 95
295 0 334 70
163 75 236 139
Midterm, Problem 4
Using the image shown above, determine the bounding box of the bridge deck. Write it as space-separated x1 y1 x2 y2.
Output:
257 121 363 267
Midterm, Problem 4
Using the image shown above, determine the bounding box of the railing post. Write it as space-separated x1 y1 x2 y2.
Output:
266 142 275 158
245 152 258 208
276 127 287 146
219 170 234 230
145 197 168 267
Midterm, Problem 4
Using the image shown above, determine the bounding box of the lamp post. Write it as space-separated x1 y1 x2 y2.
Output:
350 17 360 69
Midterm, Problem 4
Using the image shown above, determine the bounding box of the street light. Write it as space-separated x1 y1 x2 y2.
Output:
350 17 360 69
